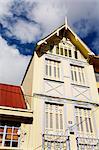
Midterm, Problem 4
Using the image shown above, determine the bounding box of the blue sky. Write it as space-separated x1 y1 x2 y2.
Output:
0 0 99 85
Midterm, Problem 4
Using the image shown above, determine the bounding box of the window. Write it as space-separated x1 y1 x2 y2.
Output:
48 45 53 53
45 59 61 80
64 48 67 56
74 50 78 59
69 50 72 57
0 121 20 147
45 103 64 131
55 46 73 58
46 38 80 60
60 47 63 55
46 40 80 60
75 107 94 134
56 46 59 54
71 65 86 85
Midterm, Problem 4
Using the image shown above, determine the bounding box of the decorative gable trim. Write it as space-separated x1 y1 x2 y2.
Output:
36 24 94 58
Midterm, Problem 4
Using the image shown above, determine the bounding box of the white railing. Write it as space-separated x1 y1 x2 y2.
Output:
42 134 70 149
76 137 99 150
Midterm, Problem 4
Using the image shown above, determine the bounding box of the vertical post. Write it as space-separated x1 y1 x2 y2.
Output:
10 126 14 147
69 133 77 150
42 134 45 150
18 127 20 148
67 136 70 150
76 137 79 150
2 125 6 146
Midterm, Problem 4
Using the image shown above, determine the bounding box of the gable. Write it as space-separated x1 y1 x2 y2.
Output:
46 37 86 61
36 24 94 58
21 23 95 85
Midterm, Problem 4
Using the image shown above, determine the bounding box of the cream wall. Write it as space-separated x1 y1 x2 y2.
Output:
85 65 99 102
22 49 99 149
31 52 99 101
22 57 34 109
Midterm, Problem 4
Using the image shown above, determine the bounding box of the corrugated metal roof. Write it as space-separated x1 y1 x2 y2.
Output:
0 83 27 109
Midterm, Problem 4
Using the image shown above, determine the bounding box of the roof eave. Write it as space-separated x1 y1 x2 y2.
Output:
88 55 99 72
36 25 94 58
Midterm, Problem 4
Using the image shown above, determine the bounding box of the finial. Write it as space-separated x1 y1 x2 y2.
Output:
65 16 68 30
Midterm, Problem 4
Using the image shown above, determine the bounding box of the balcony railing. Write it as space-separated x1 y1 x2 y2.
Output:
0 125 20 148
42 134 70 150
76 137 99 150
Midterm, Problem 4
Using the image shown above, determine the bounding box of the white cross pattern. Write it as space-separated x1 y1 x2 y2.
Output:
45 81 63 96
72 85 91 101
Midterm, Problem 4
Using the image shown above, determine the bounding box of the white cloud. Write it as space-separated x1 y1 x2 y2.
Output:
10 20 41 43
0 0 13 17
0 0 99 85
1 0 99 41
28 0 67 36
0 36 30 85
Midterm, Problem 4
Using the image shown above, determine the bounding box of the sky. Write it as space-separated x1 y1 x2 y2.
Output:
0 0 99 85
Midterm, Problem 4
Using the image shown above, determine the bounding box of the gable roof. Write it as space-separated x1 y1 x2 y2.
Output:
36 24 94 58
0 83 27 109
21 23 95 85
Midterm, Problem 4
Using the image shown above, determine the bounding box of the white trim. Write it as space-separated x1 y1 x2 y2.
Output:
0 106 33 118
37 25 65 46
0 106 32 113
68 26 93 54
36 24 94 56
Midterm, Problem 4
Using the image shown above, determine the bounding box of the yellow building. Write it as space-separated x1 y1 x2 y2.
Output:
88 55 99 93
0 83 33 150
21 24 99 150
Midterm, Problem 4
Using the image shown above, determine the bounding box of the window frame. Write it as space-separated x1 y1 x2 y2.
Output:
70 65 86 85
75 106 94 135
45 58 61 81
45 102 64 132
0 123 20 148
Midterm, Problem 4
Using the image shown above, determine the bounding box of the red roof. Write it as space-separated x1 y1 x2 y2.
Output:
0 83 26 109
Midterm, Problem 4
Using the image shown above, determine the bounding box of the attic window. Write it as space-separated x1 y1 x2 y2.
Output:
49 45 53 53
74 50 78 59
50 43 79 60
56 46 59 54
64 49 67 56
69 50 72 57
60 48 63 55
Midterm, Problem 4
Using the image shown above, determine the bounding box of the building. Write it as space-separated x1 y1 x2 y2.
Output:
21 24 99 150
88 55 99 93
0 83 33 150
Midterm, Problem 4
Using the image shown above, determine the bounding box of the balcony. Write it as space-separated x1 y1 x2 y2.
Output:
42 134 70 149
76 137 99 150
